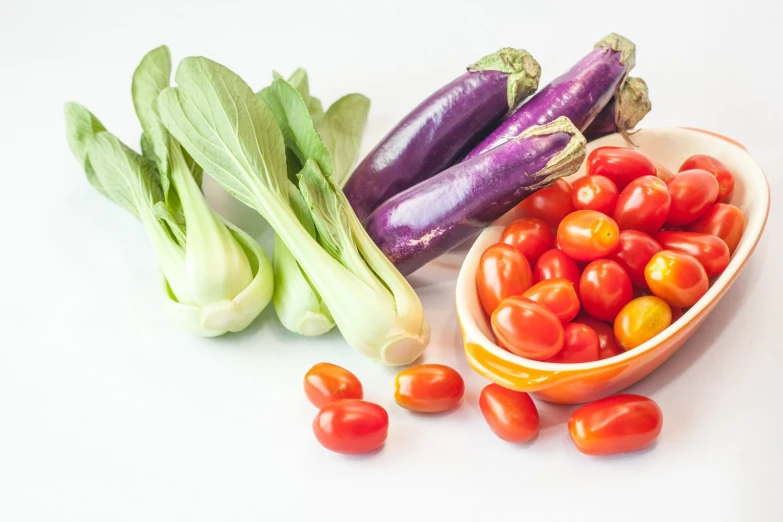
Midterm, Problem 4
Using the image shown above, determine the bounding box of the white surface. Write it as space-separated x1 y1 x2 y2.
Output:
1 1 781 520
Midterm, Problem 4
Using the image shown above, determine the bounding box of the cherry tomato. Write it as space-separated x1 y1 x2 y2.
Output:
313 399 388 454
522 278 580 325
479 384 539 443
520 179 575 227
500 218 553 264
304 363 363 409
476 243 533 316
665 169 719 226
568 394 663 456
607 230 662 288
571 175 619 215
613 175 671 233
655 231 730 276
579 260 633 322
491 296 565 361
655 163 675 182
575 315 624 359
687 203 745 254
546 323 600 363
533 249 582 290
394 364 465 413
644 250 709 308
679 154 734 202
586 146 656 190
613 296 672 350
671 306 683 322
556 210 620 261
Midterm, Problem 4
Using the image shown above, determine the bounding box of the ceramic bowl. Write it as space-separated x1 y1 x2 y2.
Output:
455 127 770 404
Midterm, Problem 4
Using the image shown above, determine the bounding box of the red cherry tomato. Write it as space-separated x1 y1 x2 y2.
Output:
655 163 675 182
476 243 533 316
607 230 662 288
579 260 633 322
679 154 734 202
571 175 619 215
586 146 656 190
568 394 663 456
394 364 465 413
665 169 720 226
613 175 671 233
522 278 580 325
613 296 672 350
546 323 600 363
313 399 388 454
491 296 565 361
479 384 539 443
671 306 683 322
304 363 363 409
655 231 730 276
533 249 582 290
500 218 553 264
520 179 575 228
556 210 620 261
575 315 624 359
687 203 745 254
644 250 709 308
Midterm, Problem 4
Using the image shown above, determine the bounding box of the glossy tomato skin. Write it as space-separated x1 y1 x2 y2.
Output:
607 230 662 288
613 296 672 350
479 384 539 443
687 203 745 254
491 296 565 361
533 249 581 289
586 147 656 190
520 179 575 228
679 154 734 202
394 364 465 413
665 169 720 226
556 210 620 261
568 394 663 456
571 175 619 215
522 278 580 325
575 315 624 359
476 243 533 316
613 175 671 233
500 218 553 264
579 260 633 322
546 323 600 363
313 399 389 454
304 363 363 409
655 163 675 182
644 250 709 308
655 231 730 276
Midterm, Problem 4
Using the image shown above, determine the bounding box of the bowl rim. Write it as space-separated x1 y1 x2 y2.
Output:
456 126 771 373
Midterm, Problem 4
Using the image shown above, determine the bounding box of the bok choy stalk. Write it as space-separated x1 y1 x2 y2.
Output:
64 46 274 336
157 57 429 365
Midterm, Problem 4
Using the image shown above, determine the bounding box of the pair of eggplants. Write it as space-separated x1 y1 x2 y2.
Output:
344 33 651 276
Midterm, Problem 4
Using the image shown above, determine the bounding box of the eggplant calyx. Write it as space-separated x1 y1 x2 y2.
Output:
614 77 651 143
595 33 637 71
468 48 541 110
517 116 587 190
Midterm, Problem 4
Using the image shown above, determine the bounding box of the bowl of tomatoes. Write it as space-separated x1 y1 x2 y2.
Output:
456 127 770 404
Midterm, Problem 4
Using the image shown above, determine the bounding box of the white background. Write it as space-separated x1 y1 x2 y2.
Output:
1 1 782 520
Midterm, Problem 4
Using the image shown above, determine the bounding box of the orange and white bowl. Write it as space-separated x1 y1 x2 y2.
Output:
455 127 770 404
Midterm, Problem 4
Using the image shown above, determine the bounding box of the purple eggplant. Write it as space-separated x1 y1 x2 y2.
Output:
583 77 651 141
344 48 541 222
364 117 586 276
463 33 636 161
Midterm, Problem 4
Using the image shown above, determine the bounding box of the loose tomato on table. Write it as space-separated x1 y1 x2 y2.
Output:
607 230 662 288
520 178 575 228
479 384 539 443
491 296 565 361
476 243 533 316
304 363 363 409
655 231 730 276
586 146 656 190
613 175 671 233
556 210 620 261
571 175 619 214
394 364 465 413
313 399 389 454
545 323 600 363
679 154 734 202
687 203 745 254
576 315 624 359
500 217 553 264
665 169 720 226
644 250 709 308
579 259 633 322
613 296 672 350
522 278 580 325
533 248 581 289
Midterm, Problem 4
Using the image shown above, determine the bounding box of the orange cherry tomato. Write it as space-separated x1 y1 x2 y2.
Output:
571 175 619 215
546 323 600 363
476 243 533 316
556 210 620 261
586 146 656 190
575 315 624 359
665 169 720 226
613 175 671 233
313 399 388 454
568 394 663 456
520 179 575 228
304 363 363 409
687 203 745 254
479 384 539 443
613 296 672 350
500 217 553 264
394 364 465 413
644 250 709 308
533 248 581 289
579 259 633 322
607 230 662 288
679 154 734 202
655 231 730 276
522 277 580 325
491 296 565 361
655 163 675 182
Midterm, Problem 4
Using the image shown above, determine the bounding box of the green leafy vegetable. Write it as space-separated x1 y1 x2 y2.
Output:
315 94 370 187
